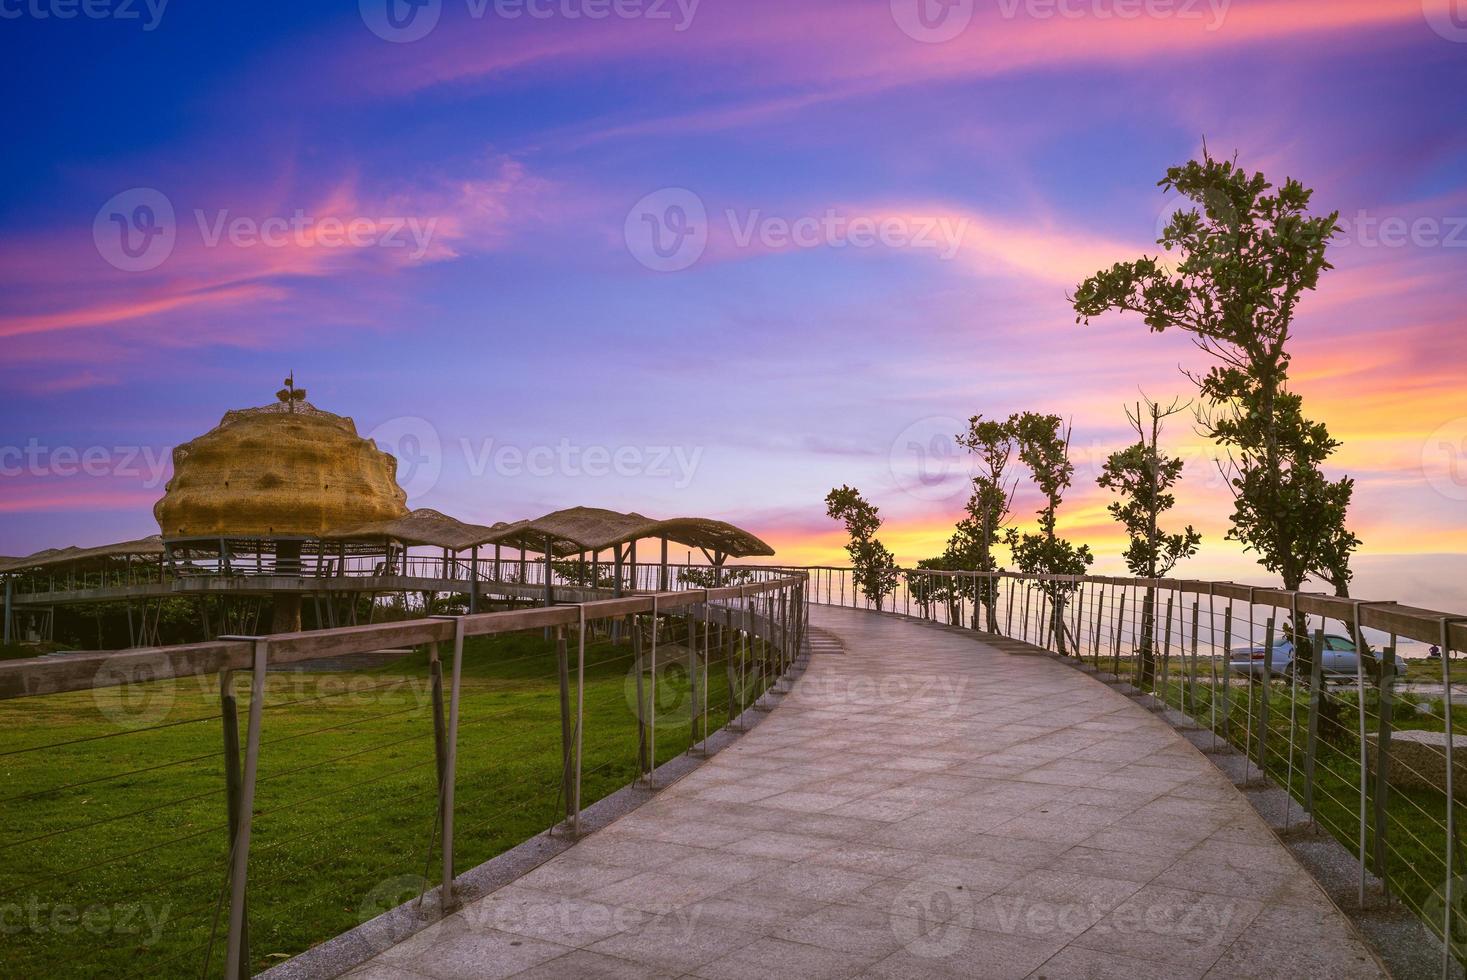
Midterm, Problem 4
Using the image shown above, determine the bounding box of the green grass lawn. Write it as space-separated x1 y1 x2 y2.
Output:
0 620 775 978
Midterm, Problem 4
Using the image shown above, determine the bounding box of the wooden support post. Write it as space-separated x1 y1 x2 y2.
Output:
469 546 479 615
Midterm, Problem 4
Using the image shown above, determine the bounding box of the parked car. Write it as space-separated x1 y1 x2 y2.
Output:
1227 633 1396 683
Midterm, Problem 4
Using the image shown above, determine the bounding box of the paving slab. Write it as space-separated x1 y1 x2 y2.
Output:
347 605 1388 980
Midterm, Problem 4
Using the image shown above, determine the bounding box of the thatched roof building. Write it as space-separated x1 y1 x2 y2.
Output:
154 399 407 540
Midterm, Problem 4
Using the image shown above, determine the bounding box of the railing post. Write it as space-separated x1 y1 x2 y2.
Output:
219 669 249 980
632 613 648 775
1093 582 1104 662
1221 603 1234 739
1257 617 1276 781
555 626 574 821
428 638 448 793
1112 589 1127 679
1373 633 1396 901
1304 625 1325 819
1352 601 1371 908
220 637 267 980
1188 600 1201 716
741 588 753 725
1158 594 1174 693
724 608 737 726
1073 581 1085 655
687 605 700 742
1005 576 1014 638
699 594 712 750
648 595 660 777
428 616 464 908
572 605 586 836
1207 586 1220 751
1440 617 1462 978
1021 581 1031 645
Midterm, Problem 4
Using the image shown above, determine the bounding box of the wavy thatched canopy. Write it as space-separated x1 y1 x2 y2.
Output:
0 536 166 575
322 509 510 552
481 506 774 559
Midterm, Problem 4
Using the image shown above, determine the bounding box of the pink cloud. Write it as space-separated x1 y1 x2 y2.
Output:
324 0 1426 114
0 158 543 345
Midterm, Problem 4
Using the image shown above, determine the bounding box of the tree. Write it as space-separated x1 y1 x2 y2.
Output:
678 565 754 588
956 415 1018 631
552 558 621 590
1004 412 1094 654
911 518 986 625
1097 396 1202 685
825 486 900 610
1072 150 1359 600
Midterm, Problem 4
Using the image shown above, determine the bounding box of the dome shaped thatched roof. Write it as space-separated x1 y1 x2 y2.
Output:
154 400 408 539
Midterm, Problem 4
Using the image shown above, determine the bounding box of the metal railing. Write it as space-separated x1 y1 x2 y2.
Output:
800 563 1467 976
0 573 807 978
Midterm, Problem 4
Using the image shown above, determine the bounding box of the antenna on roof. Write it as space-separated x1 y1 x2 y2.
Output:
276 372 307 413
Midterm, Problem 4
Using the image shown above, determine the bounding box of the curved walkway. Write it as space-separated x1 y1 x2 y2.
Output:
348 606 1386 980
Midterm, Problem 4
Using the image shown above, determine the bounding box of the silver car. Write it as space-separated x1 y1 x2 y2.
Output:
1227 633 1393 682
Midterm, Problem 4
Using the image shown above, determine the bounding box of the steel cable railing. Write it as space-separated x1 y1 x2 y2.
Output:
803 563 1467 975
0 572 807 978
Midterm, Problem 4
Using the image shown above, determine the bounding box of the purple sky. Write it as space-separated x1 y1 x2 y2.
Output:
2 0 1465 602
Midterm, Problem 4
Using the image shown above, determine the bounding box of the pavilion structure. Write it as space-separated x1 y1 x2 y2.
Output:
0 386 775 648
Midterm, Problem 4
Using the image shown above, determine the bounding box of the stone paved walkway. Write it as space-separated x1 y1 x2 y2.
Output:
347 606 1387 980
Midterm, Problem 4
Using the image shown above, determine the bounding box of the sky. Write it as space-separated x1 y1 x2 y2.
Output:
2 0 1465 604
